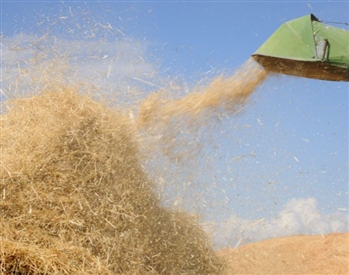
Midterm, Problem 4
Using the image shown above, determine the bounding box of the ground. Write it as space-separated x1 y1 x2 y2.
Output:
218 232 349 275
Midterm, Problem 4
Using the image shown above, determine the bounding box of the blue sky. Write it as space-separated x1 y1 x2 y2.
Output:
1 1 348 247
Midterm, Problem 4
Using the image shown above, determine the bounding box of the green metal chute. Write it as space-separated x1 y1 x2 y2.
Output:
252 14 349 81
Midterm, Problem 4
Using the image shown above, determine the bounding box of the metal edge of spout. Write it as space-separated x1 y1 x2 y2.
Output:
251 14 349 82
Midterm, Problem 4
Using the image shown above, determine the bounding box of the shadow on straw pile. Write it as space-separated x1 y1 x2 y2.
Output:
0 88 224 274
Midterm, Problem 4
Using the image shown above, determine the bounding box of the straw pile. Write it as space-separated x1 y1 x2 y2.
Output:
0 87 224 274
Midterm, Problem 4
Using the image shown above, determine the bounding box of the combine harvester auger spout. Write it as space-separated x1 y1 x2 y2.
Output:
252 14 349 82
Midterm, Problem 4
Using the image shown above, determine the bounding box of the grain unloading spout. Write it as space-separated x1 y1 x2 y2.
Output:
252 14 349 82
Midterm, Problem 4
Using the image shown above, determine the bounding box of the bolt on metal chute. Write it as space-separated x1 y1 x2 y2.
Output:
252 14 349 82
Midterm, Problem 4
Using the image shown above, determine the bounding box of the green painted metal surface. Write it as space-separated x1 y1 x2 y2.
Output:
252 14 349 81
